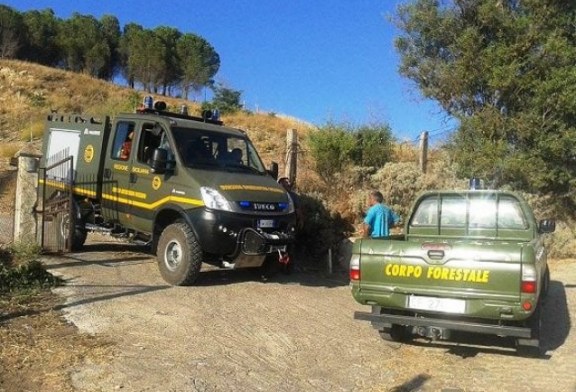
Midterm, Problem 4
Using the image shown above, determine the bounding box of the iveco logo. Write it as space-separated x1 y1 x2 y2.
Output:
253 203 276 211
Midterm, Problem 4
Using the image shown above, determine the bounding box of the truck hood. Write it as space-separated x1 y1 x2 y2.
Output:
185 168 289 203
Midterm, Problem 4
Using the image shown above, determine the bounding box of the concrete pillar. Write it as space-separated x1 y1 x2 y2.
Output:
13 152 41 244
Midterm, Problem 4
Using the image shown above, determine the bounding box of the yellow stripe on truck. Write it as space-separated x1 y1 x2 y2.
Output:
102 193 203 210
39 179 97 197
41 179 203 209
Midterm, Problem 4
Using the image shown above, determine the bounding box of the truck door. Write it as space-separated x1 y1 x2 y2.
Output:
125 122 169 233
102 120 136 224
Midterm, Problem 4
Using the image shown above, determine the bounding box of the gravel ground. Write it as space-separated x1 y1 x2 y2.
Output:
36 235 576 392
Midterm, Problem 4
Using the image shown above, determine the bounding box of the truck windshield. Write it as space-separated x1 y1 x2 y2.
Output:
171 127 266 174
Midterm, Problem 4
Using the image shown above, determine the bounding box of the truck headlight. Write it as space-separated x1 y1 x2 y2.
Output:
200 187 232 211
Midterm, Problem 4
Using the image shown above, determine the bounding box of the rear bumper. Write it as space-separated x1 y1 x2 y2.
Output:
354 310 532 338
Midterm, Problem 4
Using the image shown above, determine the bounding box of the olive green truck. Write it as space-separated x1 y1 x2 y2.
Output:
350 189 555 356
39 99 295 285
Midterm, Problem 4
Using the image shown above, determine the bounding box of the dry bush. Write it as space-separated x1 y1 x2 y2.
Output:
0 143 20 159
20 120 44 141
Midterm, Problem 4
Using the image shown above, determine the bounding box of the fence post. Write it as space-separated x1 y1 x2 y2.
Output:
285 128 298 184
419 131 428 174
13 151 41 244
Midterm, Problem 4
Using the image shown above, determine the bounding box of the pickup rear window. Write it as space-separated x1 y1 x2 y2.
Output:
410 194 528 230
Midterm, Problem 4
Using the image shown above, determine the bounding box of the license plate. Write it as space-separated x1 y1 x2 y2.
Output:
408 296 466 314
257 219 276 228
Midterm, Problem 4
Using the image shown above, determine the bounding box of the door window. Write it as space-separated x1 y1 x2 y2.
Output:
112 121 136 160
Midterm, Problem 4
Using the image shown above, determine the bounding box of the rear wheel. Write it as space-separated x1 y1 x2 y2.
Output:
541 267 550 300
157 222 202 286
379 324 412 343
516 304 544 357
55 208 87 252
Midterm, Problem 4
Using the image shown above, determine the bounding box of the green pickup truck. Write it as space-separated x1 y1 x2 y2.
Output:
350 189 555 356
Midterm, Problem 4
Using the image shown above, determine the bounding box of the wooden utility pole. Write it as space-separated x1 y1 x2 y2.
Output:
419 131 429 173
285 128 298 184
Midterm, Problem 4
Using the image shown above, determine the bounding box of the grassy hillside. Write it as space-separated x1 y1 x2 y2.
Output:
0 59 314 163
1 59 573 260
0 59 317 211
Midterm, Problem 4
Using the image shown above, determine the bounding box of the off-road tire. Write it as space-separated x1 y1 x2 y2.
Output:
157 222 202 286
55 209 87 252
516 304 544 357
379 324 412 343
541 267 550 300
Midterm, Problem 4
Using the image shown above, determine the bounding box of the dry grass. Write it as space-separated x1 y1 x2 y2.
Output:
0 292 113 392
0 144 19 159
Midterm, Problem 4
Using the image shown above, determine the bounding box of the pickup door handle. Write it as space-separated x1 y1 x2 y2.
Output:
104 168 111 179
129 173 137 183
427 250 445 260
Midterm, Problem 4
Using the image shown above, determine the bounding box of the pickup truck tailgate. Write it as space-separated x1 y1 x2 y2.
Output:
358 239 524 302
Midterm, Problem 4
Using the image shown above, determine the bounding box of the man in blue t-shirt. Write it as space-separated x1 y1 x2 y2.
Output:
363 191 400 238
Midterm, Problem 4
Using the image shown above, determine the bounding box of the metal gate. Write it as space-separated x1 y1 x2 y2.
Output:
38 151 74 253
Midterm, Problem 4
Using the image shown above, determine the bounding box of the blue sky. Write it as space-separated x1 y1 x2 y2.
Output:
4 0 457 142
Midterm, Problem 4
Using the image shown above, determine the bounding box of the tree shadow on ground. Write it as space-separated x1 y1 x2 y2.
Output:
0 284 171 322
45 238 351 288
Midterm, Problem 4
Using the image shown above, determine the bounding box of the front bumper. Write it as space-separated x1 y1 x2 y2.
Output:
189 207 296 257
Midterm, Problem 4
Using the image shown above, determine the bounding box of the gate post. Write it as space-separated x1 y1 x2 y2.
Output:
13 150 41 244
284 128 298 185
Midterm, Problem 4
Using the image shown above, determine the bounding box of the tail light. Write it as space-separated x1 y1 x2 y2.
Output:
349 254 360 281
521 264 537 294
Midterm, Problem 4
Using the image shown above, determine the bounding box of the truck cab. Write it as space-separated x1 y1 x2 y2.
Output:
40 100 296 285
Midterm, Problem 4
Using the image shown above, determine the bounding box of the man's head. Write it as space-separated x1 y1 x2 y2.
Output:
369 190 384 205
278 177 291 191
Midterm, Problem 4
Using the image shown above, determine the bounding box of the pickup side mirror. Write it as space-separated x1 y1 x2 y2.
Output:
538 219 556 234
150 148 168 174
267 161 279 180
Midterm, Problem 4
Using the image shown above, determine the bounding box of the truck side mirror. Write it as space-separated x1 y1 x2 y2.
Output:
268 162 279 179
538 219 556 234
150 148 168 174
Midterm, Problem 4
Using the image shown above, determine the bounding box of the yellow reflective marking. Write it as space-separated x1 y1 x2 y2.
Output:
132 166 150 175
39 179 97 197
84 145 94 163
384 263 490 283
152 176 162 190
220 184 283 193
39 179 200 208
113 163 129 171
102 193 203 209
112 186 146 200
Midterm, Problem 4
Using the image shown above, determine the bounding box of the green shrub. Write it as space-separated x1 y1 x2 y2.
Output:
295 193 354 266
350 124 395 168
308 123 356 181
0 243 62 294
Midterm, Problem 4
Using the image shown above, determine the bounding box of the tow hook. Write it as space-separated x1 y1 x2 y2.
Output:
415 326 451 340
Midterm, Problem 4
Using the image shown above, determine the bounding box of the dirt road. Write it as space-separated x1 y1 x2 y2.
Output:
42 237 576 392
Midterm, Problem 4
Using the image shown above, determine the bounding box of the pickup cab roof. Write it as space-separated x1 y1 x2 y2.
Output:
406 190 538 241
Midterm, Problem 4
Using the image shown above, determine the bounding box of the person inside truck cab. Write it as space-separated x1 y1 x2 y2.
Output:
363 190 400 238
118 131 133 160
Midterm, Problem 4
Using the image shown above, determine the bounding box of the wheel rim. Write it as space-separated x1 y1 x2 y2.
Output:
164 239 183 271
